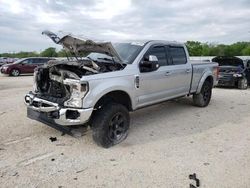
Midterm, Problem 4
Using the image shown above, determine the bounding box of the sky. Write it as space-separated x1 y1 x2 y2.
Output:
0 0 250 53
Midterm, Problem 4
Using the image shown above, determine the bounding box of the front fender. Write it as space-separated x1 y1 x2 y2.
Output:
82 76 136 109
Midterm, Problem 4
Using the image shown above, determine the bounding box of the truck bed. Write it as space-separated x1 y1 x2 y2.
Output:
190 60 218 93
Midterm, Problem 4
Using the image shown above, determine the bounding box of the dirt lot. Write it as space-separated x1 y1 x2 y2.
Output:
0 75 250 188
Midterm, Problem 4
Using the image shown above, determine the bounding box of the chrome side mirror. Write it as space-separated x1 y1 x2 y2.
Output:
148 55 158 62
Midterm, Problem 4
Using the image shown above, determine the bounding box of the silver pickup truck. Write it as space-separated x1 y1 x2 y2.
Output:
24 31 218 148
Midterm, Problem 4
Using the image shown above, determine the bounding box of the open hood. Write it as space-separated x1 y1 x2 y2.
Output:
212 56 244 68
42 30 122 62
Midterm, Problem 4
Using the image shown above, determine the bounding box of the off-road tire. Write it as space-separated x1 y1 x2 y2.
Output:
91 103 130 148
238 78 248 90
193 80 212 107
10 69 20 76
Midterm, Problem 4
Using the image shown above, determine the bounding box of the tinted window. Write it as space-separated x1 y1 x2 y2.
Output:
32 59 41 64
38 59 48 64
21 59 33 64
145 46 167 66
169 46 187 65
31 58 50 64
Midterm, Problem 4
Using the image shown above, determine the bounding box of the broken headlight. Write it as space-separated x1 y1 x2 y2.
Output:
63 79 89 108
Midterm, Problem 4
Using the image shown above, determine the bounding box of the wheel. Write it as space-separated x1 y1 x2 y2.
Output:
10 69 20 76
91 103 130 148
193 80 212 107
238 78 248 90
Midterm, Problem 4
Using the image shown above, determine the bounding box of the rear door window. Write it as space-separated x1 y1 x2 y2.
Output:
169 46 187 65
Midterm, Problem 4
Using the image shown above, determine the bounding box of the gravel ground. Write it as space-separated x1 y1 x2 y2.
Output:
0 75 250 188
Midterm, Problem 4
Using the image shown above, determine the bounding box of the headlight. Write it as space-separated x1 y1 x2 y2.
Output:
233 73 242 77
63 79 89 108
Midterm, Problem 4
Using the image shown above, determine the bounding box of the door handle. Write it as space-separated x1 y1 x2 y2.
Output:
165 71 171 76
186 69 191 73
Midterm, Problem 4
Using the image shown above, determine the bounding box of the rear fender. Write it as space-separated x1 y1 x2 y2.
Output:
196 71 213 94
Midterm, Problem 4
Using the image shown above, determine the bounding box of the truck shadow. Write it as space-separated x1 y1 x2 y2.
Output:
122 95 244 146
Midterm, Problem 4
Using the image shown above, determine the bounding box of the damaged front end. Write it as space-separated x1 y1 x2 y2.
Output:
24 31 125 130
25 65 93 126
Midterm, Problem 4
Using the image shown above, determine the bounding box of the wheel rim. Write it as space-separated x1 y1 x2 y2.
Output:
203 85 211 102
12 69 19 76
108 112 127 142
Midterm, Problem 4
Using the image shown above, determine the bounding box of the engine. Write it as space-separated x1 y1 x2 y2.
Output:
33 59 125 106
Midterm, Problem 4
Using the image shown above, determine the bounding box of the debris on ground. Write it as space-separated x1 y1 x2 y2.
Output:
49 137 57 142
0 112 6 116
76 167 88 174
56 143 65 146
51 158 55 161
12 172 18 177
189 173 200 187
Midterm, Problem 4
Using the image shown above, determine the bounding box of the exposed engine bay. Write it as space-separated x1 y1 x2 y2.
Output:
32 30 126 106
34 59 125 105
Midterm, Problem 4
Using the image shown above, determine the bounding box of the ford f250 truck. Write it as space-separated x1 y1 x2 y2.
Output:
24 31 218 148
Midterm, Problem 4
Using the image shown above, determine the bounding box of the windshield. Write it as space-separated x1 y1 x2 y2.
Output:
87 42 144 64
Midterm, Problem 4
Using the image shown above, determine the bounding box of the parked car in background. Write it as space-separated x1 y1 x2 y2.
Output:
246 59 250 85
0 57 18 67
212 56 248 89
0 57 55 76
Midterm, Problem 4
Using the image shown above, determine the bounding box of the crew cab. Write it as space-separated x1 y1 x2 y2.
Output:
24 31 218 148
1 57 54 76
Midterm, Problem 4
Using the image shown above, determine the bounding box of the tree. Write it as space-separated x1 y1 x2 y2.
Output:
241 45 250 55
1 42 250 58
57 49 68 57
185 41 203 56
40 47 57 57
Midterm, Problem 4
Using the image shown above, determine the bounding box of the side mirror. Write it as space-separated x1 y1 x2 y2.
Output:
140 55 160 72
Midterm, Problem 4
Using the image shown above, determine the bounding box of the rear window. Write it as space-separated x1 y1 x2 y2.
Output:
169 46 187 65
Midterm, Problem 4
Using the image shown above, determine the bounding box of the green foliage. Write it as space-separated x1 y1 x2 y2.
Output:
40 47 57 57
1 42 250 58
0 51 39 58
185 41 250 56
185 41 203 56
57 49 68 57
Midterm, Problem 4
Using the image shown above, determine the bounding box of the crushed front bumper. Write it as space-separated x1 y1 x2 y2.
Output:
217 74 237 87
24 93 93 126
